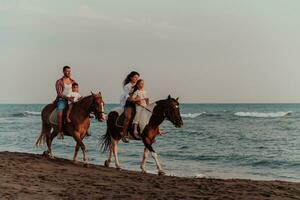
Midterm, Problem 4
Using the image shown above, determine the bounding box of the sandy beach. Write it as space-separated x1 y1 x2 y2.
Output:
0 151 299 199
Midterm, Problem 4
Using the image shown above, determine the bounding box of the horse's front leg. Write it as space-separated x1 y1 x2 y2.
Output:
151 150 165 176
73 142 80 163
73 131 88 165
140 147 149 173
112 139 121 170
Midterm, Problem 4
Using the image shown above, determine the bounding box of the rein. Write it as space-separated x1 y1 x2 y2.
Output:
136 104 153 114
135 103 167 119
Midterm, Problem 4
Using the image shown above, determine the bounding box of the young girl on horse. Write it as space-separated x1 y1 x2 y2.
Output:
131 79 149 136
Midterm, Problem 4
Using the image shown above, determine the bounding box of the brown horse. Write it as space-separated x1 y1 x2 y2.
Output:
101 95 183 175
36 92 105 164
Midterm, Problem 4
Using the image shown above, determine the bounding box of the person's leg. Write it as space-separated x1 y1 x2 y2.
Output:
133 106 141 136
57 99 66 139
66 104 72 123
122 107 133 143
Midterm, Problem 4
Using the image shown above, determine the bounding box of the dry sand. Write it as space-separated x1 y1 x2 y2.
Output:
0 151 299 200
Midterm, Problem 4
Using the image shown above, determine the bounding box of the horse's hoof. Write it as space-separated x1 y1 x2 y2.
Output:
42 151 48 157
158 171 166 176
104 160 110 168
83 163 89 168
116 167 121 171
72 160 78 164
141 170 147 174
43 151 54 159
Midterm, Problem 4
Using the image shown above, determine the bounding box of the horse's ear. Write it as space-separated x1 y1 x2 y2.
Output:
91 91 95 96
168 95 171 100
98 91 102 96
176 97 179 102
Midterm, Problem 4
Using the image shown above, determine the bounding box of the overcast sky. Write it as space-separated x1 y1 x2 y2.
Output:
1 0 300 103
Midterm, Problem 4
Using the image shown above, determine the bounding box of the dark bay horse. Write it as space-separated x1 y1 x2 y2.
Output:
101 95 183 175
36 92 105 164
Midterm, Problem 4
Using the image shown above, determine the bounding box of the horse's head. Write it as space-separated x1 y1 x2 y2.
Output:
162 95 183 128
91 92 106 122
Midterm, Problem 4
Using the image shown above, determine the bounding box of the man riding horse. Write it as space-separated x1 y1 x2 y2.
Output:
36 65 105 163
55 66 76 139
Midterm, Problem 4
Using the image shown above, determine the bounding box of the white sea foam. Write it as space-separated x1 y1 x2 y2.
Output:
195 173 206 178
234 111 292 118
24 111 41 116
181 112 206 118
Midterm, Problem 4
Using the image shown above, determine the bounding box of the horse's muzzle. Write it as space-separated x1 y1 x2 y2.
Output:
99 113 107 122
175 121 183 128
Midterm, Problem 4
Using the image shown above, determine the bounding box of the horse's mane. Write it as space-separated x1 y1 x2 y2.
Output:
72 95 93 106
155 98 170 106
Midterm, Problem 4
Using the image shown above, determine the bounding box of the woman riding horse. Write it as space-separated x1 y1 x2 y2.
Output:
101 95 183 175
120 71 140 143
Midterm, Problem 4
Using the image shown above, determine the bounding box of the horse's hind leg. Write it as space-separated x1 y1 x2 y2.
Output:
45 131 57 158
140 147 149 173
36 121 51 147
104 144 113 167
112 139 121 170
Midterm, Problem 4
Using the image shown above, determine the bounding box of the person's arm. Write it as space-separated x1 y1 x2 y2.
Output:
131 92 141 103
145 98 150 105
123 84 133 102
78 96 84 101
55 79 65 98
66 93 75 102
143 91 149 105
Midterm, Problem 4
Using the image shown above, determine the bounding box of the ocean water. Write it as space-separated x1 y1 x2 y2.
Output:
0 104 299 182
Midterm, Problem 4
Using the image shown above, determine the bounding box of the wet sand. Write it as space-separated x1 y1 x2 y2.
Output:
0 151 299 199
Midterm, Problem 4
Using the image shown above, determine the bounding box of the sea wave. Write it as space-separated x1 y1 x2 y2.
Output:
234 111 292 118
24 111 41 116
181 112 206 118
11 111 41 117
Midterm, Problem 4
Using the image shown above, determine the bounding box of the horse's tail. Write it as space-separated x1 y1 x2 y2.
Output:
100 113 113 152
100 126 112 152
35 131 47 147
36 105 52 147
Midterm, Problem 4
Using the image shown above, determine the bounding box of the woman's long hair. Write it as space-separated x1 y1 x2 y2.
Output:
130 79 143 95
123 71 140 86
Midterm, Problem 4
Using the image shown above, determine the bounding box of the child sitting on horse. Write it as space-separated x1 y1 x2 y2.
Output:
131 79 149 136
66 82 83 123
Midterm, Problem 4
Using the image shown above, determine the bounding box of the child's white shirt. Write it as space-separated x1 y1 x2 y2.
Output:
132 90 148 107
67 92 82 104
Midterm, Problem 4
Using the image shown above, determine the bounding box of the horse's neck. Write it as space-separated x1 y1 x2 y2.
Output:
148 102 166 127
72 96 93 118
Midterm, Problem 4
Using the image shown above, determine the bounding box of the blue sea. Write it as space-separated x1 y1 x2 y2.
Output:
0 104 299 182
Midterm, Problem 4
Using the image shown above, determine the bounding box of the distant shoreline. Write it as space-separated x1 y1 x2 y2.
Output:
2 103 300 105
0 151 299 199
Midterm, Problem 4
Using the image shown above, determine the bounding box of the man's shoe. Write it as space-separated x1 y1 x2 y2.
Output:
122 136 129 143
57 132 64 140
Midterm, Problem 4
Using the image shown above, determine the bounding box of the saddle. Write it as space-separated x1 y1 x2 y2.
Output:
49 108 68 126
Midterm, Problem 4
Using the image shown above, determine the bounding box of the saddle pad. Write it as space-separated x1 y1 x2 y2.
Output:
49 109 58 125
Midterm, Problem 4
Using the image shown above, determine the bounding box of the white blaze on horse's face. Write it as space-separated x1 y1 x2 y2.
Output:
100 102 106 121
